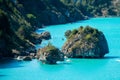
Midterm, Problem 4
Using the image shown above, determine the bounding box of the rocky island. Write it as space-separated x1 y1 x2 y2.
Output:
37 43 64 64
62 26 109 58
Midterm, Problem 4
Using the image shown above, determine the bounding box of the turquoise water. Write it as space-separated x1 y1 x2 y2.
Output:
1 17 120 80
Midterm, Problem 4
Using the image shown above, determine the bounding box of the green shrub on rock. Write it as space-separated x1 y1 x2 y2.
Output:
72 29 78 35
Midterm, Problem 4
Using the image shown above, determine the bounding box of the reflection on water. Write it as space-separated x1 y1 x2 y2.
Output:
0 59 23 69
0 74 6 77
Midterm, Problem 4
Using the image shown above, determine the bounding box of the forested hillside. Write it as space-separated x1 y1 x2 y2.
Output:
0 0 38 57
18 0 120 26
0 0 119 58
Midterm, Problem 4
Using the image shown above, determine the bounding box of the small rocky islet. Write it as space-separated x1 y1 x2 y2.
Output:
37 43 64 64
37 26 109 64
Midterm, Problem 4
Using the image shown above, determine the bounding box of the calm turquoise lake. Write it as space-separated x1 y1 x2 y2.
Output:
1 17 120 80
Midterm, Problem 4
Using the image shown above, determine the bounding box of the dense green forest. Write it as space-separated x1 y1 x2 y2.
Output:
0 0 120 58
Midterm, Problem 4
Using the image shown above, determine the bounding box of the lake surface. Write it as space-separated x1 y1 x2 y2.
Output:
1 17 120 80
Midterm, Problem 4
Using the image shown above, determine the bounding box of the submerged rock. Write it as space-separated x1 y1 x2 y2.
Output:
37 43 64 64
62 26 109 58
